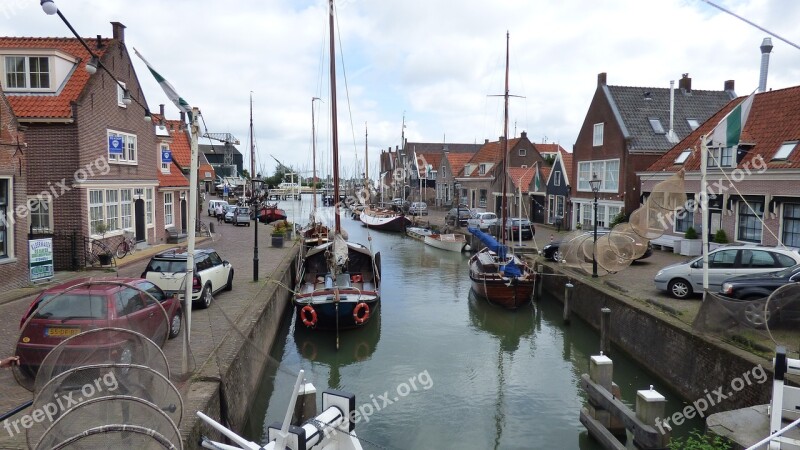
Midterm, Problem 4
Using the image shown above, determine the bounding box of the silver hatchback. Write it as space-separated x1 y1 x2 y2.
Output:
653 245 800 299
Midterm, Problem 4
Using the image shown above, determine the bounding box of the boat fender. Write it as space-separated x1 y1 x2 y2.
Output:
301 305 318 328
353 302 370 325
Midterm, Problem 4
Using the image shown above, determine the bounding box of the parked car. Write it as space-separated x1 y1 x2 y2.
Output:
719 264 800 327
142 248 234 308
505 218 534 240
223 205 237 223
16 277 182 375
654 245 800 299
233 206 251 226
467 211 498 230
208 199 228 217
542 229 652 262
409 202 428 216
445 206 472 227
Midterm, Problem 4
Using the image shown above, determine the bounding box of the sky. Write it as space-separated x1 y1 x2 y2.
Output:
4 0 800 181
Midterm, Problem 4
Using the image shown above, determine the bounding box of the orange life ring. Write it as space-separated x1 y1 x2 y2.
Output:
300 305 318 328
350 274 363 283
353 303 370 325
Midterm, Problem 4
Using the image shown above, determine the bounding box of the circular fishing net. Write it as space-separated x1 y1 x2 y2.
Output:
48 424 179 449
27 364 183 449
34 396 182 450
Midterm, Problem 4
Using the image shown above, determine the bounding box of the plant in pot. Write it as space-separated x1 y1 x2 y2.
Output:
92 222 113 265
271 221 287 247
680 226 702 256
709 229 729 251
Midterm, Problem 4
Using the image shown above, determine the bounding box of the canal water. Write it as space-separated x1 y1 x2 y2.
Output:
241 200 701 449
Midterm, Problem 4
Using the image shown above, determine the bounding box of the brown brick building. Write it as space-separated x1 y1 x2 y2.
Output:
0 87 29 288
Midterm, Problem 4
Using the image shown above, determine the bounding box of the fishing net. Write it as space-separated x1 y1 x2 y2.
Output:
694 284 800 356
47 424 179 449
27 364 183 449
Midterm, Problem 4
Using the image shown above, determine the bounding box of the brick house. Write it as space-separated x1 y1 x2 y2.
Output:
406 141 481 207
1 22 162 268
457 131 544 216
640 85 800 247
440 152 474 207
507 163 545 223
544 147 573 227
0 86 29 288
571 72 734 230
154 118 189 233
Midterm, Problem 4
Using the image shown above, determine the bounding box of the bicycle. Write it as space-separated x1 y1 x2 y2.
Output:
115 231 137 259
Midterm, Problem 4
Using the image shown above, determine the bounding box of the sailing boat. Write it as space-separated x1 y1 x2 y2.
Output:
293 0 381 343
468 32 536 309
299 96 331 248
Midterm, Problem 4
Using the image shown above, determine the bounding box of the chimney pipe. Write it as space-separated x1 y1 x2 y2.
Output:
667 80 678 144
95 35 103 49
159 104 165 117
597 72 607 86
179 111 185 124
724 80 735 92
111 22 126 42
759 37 773 92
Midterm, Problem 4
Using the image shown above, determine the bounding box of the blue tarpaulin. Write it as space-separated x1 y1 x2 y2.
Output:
467 227 522 277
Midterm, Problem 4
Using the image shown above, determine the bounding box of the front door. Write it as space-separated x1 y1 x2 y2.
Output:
531 195 546 223
134 199 145 242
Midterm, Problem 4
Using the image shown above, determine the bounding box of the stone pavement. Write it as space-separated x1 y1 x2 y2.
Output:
0 218 297 449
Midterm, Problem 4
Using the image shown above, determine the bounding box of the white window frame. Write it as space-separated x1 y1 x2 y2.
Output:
146 188 154 226
160 144 171 173
107 129 138 164
675 149 691 164
478 164 486 175
164 192 174 227
120 189 132 230
577 159 620 193
593 123 604 147
4 55 51 91
687 118 700 130
28 196 53 234
117 81 127 108
89 189 105 236
707 146 734 168
554 171 561 187
519 147 526 156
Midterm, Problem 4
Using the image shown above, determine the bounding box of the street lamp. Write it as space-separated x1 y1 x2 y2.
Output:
589 173 602 278
252 178 263 281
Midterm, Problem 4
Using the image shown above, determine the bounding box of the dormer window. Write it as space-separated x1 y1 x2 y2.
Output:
648 117 665 134
686 118 700 130
675 149 691 164
5 56 50 90
478 164 486 175
773 141 797 161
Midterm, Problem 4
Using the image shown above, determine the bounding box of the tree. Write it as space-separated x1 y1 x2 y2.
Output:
241 169 250 179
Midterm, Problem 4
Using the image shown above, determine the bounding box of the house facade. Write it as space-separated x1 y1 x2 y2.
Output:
544 147 572 228
406 141 481 207
1 23 163 268
571 72 734 230
155 118 189 234
640 85 800 248
0 87 29 288
440 152 473 207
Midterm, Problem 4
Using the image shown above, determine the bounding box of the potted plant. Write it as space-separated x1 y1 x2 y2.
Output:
271 221 286 248
680 226 702 256
92 222 113 265
709 229 729 251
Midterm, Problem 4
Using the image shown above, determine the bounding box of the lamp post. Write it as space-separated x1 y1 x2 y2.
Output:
589 173 602 278
252 179 263 281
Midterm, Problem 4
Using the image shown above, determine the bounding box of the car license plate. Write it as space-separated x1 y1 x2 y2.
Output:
45 327 81 337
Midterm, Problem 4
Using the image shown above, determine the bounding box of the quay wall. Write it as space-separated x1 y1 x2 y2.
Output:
181 246 298 447
539 262 772 414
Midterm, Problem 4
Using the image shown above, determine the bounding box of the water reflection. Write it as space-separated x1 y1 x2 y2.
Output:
467 289 534 353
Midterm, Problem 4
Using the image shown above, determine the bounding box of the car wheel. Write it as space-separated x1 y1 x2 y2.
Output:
224 270 234 291
668 279 693 299
196 283 212 309
552 250 564 262
169 310 182 339
741 298 776 329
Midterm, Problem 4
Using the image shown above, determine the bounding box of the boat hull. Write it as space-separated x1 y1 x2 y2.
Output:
424 234 467 252
468 249 536 309
295 294 380 330
359 210 411 232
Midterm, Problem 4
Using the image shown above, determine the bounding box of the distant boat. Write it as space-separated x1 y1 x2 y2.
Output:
406 226 433 241
258 202 287 224
425 233 469 253
359 206 411 232
468 33 536 309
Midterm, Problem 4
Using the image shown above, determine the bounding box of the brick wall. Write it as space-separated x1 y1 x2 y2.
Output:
0 92 29 288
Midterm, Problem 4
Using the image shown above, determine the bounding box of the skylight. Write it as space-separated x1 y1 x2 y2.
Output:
687 118 700 130
773 141 797 161
674 149 691 164
649 118 665 134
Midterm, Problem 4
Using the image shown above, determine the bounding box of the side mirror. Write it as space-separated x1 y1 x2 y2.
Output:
223 260 230 266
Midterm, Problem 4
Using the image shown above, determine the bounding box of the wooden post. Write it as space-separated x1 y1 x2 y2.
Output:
563 282 573 324
600 307 611 356
636 386 669 448
292 382 317 426
537 264 544 299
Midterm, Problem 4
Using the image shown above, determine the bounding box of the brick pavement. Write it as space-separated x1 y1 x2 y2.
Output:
0 218 296 449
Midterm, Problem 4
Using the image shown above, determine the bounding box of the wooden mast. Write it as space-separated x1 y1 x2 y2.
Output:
500 31 510 245
364 122 368 197
329 0 340 233
311 97 319 211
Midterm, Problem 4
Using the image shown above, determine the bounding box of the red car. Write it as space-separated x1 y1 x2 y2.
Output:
16 278 182 375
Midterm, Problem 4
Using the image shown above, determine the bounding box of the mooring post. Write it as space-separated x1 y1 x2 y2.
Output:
292 382 317 426
600 307 611 356
563 282 573 324
635 386 669 448
536 264 544 300
588 354 613 428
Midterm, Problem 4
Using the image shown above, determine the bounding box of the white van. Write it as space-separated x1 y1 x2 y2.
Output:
208 199 228 217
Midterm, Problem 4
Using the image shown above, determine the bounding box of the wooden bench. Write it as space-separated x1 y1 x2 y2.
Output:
166 227 188 244
650 234 681 250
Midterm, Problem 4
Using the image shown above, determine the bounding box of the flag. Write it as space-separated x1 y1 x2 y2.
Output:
706 89 756 148
534 170 541 191
133 47 191 115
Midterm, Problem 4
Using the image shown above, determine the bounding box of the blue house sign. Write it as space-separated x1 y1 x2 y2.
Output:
108 135 124 154
161 148 172 163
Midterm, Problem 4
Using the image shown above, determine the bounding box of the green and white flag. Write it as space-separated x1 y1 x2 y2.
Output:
133 47 191 115
707 89 756 148
534 168 541 191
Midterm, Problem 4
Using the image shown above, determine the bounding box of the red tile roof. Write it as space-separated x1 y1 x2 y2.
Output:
539 166 551 188
447 152 472 175
0 37 112 119
164 119 191 167
199 162 216 181
558 147 573 177
158 162 189 187
646 86 800 172
464 138 521 177
415 152 442 177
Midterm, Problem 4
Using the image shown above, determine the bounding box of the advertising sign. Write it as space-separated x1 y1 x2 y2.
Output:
29 238 54 282
108 135 124 154
161 148 172 163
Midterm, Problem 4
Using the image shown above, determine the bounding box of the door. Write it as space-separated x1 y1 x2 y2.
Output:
134 199 146 242
181 199 187 233
531 195 546 223
207 252 227 290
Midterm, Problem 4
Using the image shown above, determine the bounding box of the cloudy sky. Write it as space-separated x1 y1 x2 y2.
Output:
5 0 800 180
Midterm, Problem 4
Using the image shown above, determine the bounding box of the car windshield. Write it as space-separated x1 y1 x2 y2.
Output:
146 259 187 273
34 294 108 319
774 263 800 278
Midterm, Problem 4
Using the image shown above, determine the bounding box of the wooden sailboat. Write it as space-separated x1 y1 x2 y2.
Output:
293 0 381 344
300 96 331 248
359 206 411 231
468 32 536 309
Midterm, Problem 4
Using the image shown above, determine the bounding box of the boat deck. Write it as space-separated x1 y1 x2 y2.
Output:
300 272 376 295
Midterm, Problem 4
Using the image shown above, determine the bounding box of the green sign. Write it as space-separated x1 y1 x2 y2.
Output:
29 238 54 282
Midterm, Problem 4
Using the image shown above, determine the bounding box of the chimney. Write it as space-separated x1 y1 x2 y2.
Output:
520 130 527 139
667 80 678 144
95 35 103 49
179 111 185 124
679 73 692 93
724 80 735 92
485 139 489 144
759 37 773 92
159 104 165 117
111 22 126 43
597 72 607 86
